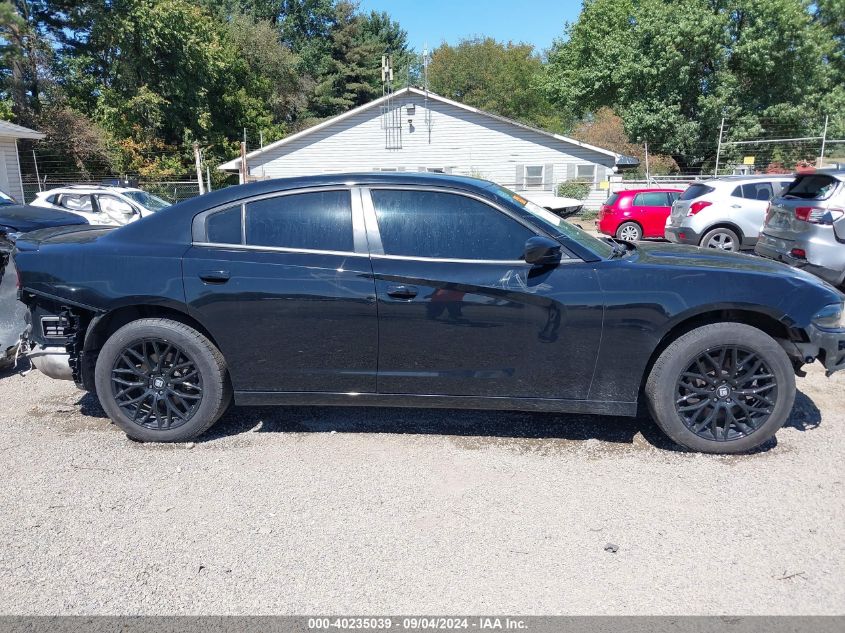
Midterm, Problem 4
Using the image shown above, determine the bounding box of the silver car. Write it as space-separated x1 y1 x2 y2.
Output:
665 176 793 251
755 169 845 289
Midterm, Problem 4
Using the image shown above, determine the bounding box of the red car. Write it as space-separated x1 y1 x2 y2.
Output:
596 188 684 241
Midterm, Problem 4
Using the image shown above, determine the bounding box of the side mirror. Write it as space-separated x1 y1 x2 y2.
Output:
524 236 562 265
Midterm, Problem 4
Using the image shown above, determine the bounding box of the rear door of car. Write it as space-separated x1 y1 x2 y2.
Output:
361 186 604 400
730 181 777 241
631 191 671 237
182 187 378 394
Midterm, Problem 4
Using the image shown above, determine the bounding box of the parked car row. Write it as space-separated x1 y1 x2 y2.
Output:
597 170 845 290
31 184 171 226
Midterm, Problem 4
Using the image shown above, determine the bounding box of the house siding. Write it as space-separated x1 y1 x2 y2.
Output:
0 137 23 202
246 93 614 208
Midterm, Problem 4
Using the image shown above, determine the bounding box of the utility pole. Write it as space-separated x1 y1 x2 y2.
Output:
32 150 42 192
240 141 248 184
644 140 651 185
819 115 829 168
259 131 264 149
714 117 725 177
193 142 206 195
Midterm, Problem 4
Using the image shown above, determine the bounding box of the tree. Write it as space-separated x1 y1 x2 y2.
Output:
543 0 840 172
428 37 567 131
570 107 678 175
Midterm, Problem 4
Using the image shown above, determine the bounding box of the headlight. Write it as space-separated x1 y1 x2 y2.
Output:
812 303 845 330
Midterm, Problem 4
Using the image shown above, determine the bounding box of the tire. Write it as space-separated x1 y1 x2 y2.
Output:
700 227 740 251
616 222 642 242
94 318 231 442
645 323 795 454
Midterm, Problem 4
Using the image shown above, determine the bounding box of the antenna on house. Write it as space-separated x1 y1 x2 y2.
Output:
423 43 432 143
381 54 402 149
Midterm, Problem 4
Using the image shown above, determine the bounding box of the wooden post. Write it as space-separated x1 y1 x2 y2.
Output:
193 142 206 195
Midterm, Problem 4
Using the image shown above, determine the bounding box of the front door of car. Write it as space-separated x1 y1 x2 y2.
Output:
93 194 140 225
362 187 604 400
182 187 378 394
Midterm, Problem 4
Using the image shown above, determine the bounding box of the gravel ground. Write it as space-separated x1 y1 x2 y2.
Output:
0 361 842 615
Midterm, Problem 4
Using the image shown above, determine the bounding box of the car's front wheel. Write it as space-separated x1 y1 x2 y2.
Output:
645 323 795 453
94 318 231 442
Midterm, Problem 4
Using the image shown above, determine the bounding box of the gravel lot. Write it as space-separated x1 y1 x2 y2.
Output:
0 361 842 615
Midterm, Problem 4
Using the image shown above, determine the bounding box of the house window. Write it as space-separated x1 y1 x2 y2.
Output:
576 164 596 181
524 165 544 189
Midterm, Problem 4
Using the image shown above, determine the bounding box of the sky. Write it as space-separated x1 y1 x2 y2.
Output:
358 0 583 54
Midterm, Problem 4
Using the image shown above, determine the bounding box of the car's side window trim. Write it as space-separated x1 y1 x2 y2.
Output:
191 186 365 257
360 185 575 264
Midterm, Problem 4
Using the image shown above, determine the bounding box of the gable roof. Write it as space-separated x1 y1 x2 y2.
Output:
0 120 45 140
219 87 622 171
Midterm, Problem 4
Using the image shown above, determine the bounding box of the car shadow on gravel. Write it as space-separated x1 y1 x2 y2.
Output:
74 388 822 454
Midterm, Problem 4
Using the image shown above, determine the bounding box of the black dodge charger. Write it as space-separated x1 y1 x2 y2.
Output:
14 174 845 453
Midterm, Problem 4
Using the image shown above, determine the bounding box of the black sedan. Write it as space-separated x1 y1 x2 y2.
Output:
14 174 845 453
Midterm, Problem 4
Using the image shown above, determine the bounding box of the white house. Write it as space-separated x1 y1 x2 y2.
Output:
0 121 44 202
219 87 632 209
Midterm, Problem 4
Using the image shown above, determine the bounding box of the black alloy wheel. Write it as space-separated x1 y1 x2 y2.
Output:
111 338 203 430
674 345 778 442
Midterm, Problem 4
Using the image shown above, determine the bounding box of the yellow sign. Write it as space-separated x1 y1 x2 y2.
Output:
743 156 756 165
598 180 610 190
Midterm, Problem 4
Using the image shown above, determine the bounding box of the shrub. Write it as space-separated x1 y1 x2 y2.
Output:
556 181 591 200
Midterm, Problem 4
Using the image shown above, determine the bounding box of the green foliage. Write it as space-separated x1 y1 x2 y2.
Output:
429 37 569 130
556 181 591 200
543 0 844 172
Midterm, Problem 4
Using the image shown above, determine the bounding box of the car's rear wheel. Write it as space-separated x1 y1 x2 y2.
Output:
616 222 642 242
94 318 231 442
701 227 740 251
645 323 795 453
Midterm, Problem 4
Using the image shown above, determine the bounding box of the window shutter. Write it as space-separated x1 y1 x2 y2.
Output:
515 164 524 190
544 163 554 190
566 164 577 181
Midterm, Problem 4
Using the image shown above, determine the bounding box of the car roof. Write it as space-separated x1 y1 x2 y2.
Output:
616 188 684 194
38 185 137 194
705 175 794 185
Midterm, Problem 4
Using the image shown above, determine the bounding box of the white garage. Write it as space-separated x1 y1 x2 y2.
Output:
0 121 44 203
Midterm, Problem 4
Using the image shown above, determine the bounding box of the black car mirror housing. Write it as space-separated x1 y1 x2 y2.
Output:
524 236 562 265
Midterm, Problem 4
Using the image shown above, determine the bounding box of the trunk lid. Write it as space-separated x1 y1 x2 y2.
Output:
762 174 843 238
13 225 116 252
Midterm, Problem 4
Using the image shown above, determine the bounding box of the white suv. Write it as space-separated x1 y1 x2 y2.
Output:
665 175 794 251
30 185 171 226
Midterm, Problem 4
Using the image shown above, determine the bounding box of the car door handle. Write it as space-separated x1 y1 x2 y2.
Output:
198 270 230 284
386 284 418 299
730 204 742 208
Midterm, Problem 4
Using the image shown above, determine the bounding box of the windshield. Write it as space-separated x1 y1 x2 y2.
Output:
489 184 615 258
0 191 15 206
124 190 172 211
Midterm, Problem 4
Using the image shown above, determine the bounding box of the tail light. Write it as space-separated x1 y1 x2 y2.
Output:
790 248 807 259
795 207 845 225
688 201 711 216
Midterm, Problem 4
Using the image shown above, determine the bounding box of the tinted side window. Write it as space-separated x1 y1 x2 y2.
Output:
634 192 669 206
741 182 774 200
206 205 242 244
245 190 353 252
371 190 536 260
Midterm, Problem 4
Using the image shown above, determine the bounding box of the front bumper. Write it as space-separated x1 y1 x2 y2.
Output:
664 225 701 245
810 326 845 376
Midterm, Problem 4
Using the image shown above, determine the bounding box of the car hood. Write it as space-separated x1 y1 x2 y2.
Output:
0 205 88 233
632 241 842 292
